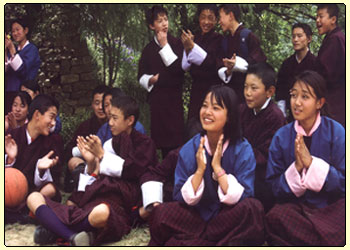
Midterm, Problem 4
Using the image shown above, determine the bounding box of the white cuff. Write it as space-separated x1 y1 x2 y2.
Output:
277 100 287 117
232 56 248 73
181 50 191 71
10 54 23 71
181 174 204 206
187 43 207 66
141 181 163 210
99 151 125 177
5 155 16 167
218 67 232 84
159 43 178 67
218 174 244 205
303 156 330 192
77 172 96 192
285 162 306 197
139 74 155 92
34 160 53 187
72 146 83 158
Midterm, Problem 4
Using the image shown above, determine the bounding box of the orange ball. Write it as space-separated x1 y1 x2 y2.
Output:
5 168 28 208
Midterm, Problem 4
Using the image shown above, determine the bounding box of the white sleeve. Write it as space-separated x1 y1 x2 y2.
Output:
77 171 97 192
139 74 155 92
34 160 53 187
9 54 23 71
141 181 163 210
158 43 178 67
217 174 244 205
187 43 207 66
181 50 191 71
99 139 125 177
72 146 83 158
232 56 248 73
218 67 232 84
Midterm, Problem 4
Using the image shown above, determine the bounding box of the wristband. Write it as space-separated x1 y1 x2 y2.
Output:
90 173 97 178
212 169 226 181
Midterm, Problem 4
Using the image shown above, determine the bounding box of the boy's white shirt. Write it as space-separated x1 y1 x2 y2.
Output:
77 138 125 192
139 36 178 92
253 97 271 115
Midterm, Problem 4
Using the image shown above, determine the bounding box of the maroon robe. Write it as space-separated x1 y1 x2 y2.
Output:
6 125 63 214
239 101 286 210
45 129 158 245
188 30 223 120
65 114 105 161
217 25 266 102
316 27 345 127
138 34 185 149
276 50 317 102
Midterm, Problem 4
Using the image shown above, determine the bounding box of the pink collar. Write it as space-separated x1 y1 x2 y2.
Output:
294 112 321 136
204 135 229 156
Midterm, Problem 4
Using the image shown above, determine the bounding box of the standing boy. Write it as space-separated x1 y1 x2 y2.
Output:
5 94 63 224
315 4 345 127
217 4 266 103
27 95 159 246
240 62 286 211
138 5 185 158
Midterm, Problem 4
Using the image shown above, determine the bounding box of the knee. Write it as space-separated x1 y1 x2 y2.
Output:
89 203 110 228
40 183 56 198
27 191 46 213
68 157 84 172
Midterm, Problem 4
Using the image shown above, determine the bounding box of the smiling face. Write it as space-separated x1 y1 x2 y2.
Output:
103 95 113 119
12 96 29 123
91 93 106 121
199 9 216 35
200 92 227 135
37 106 57 136
218 9 232 33
292 27 311 52
108 106 133 136
290 81 323 126
244 74 273 112
11 22 28 44
316 8 337 35
149 13 168 34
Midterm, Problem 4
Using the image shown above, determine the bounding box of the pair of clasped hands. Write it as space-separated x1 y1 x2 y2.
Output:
294 134 313 174
76 135 104 175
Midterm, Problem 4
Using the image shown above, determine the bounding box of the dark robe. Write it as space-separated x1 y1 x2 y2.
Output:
65 114 105 161
6 125 63 218
188 30 223 120
138 34 185 149
45 129 158 245
316 27 345 127
217 25 266 102
239 100 286 211
276 51 317 102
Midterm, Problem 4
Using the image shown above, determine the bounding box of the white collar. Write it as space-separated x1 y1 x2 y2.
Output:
25 129 32 145
18 40 30 51
253 97 271 115
154 36 160 46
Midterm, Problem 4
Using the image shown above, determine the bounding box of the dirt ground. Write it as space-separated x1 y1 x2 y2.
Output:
5 223 150 246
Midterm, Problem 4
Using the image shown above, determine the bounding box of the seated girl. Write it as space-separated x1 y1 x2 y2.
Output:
147 85 265 246
265 70 345 246
5 91 31 133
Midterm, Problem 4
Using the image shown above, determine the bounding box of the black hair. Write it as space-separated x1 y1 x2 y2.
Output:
292 23 313 39
102 87 125 113
11 18 31 40
204 85 242 144
12 91 32 108
293 70 330 117
111 95 139 128
219 4 241 22
317 4 339 23
246 62 276 89
146 5 168 26
28 94 59 121
197 4 218 18
21 79 40 93
92 85 110 99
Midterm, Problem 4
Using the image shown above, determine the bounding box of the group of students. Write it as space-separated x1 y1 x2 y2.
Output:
4 3 345 247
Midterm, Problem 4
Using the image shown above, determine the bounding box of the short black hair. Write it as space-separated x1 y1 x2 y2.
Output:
197 4 218 18
13 91 32 108
146 5 168 26
111 95 139 128
246 62 276 89
292 23 313 39
102 87 125 113
11 18 31 39
92 85 110 99
21 79 40 93
219 4 241 22
28 94 59 121
317 4 339 23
